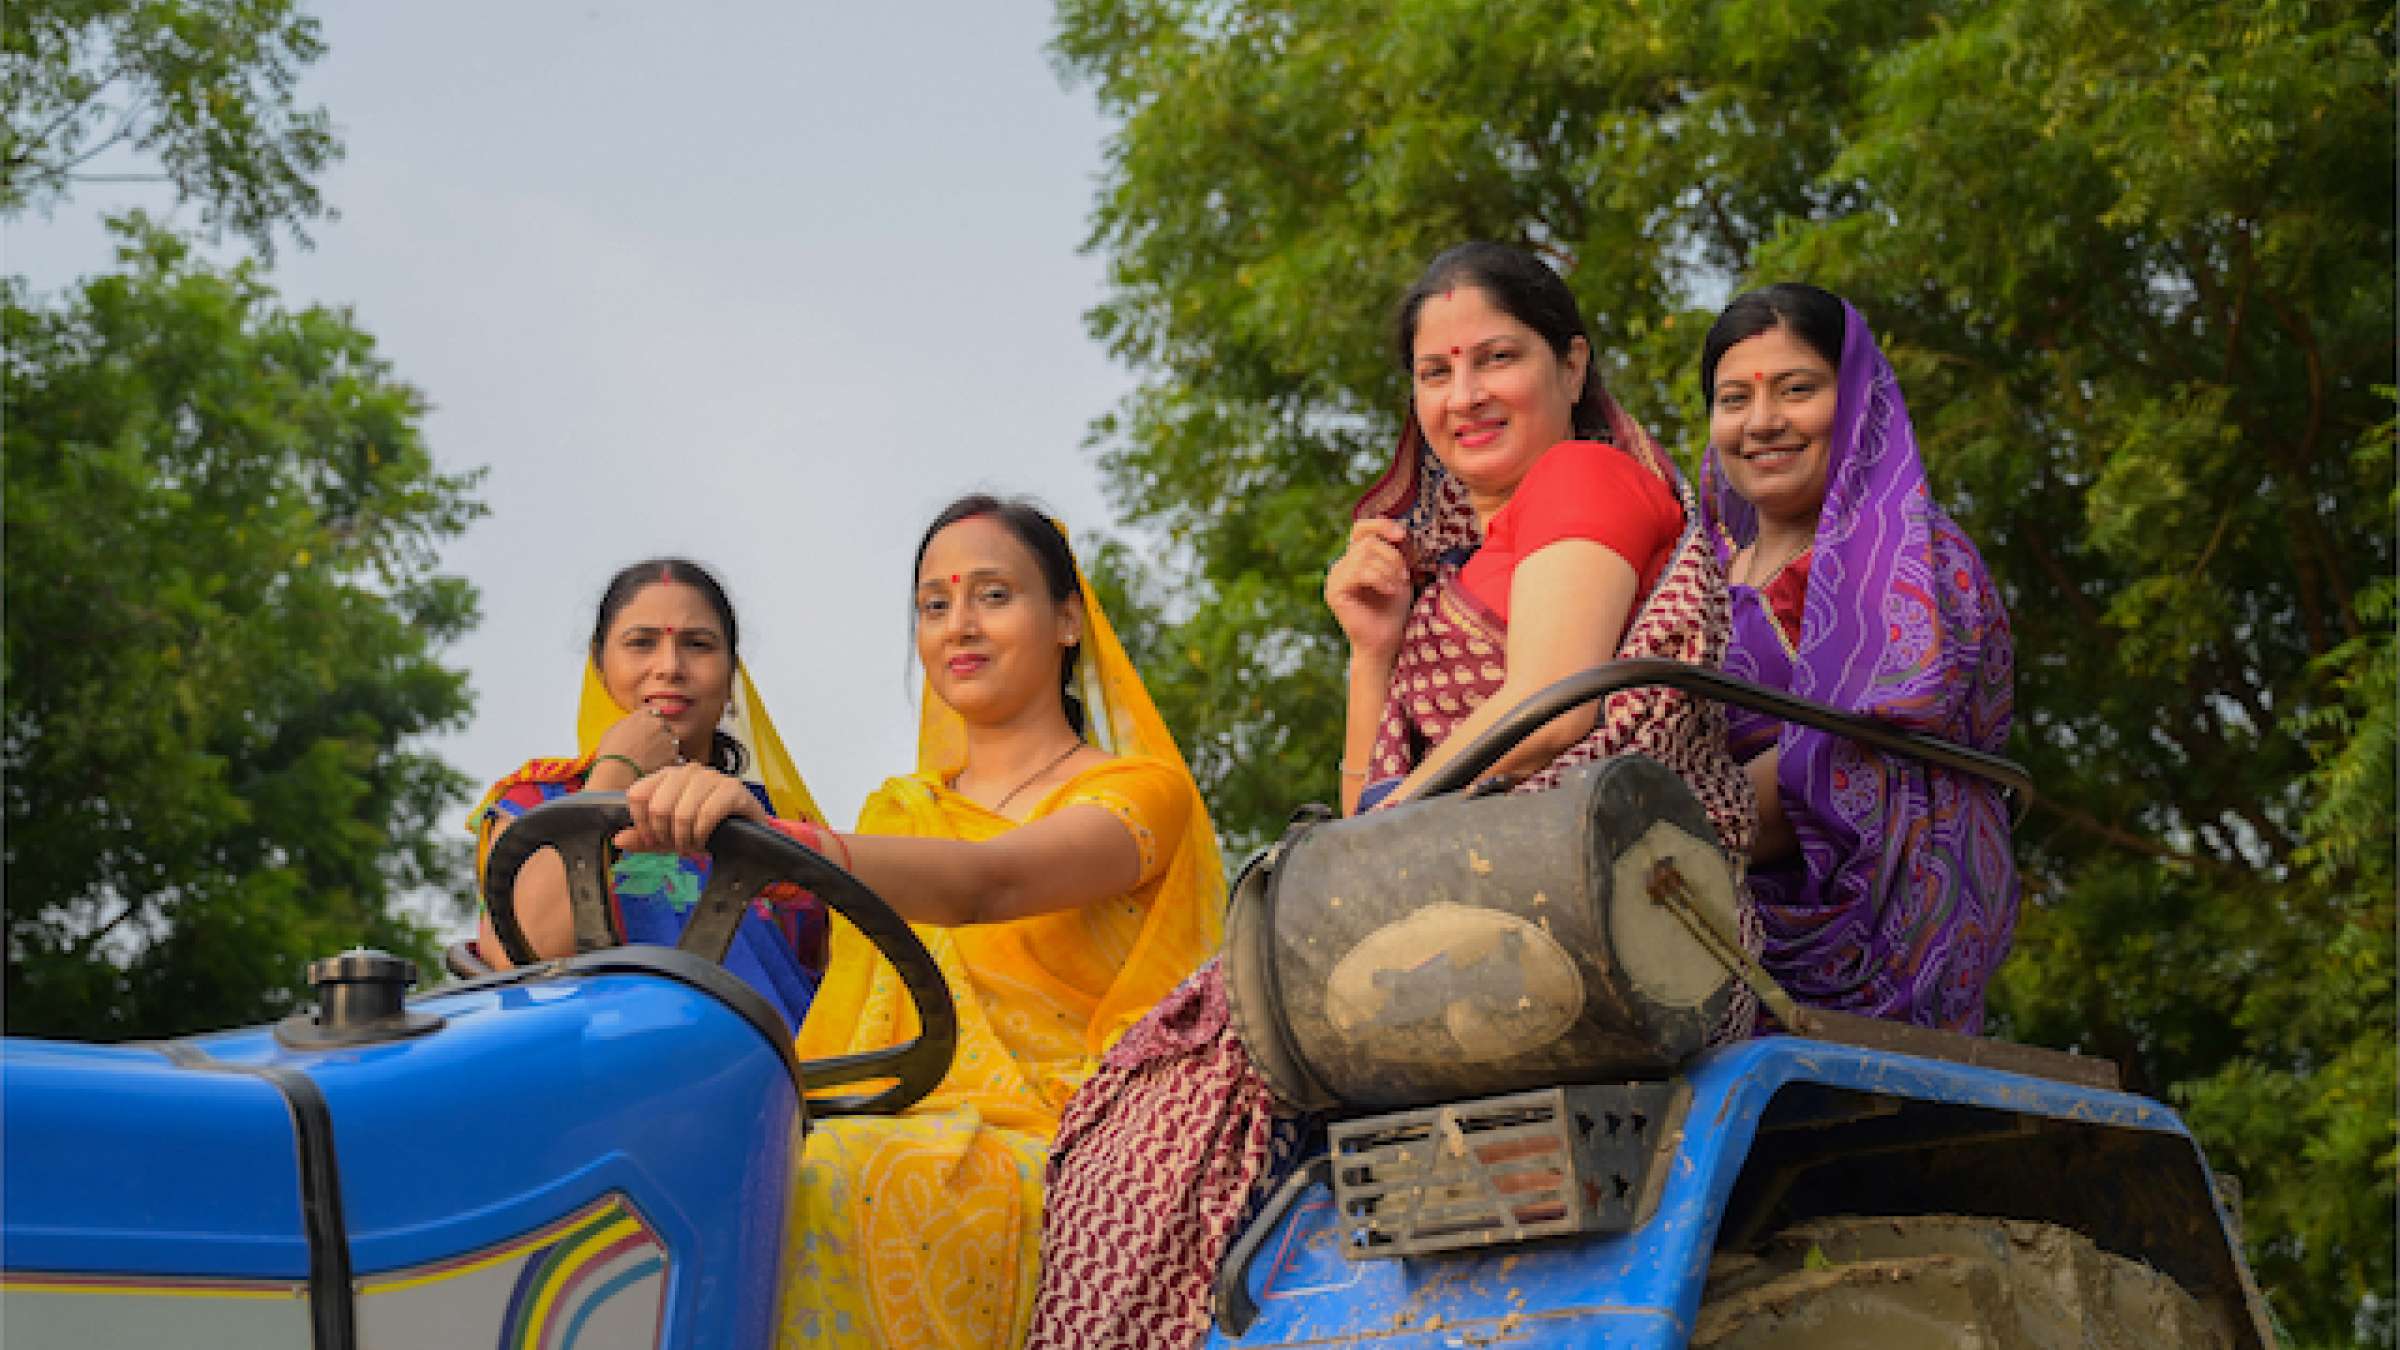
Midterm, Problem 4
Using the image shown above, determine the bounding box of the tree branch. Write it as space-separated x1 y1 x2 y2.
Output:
2176 228 2232 337
2101 258 2196 385
2221 224 2255 386
55 102 147 176
69 898 143 959
6 71 124 174
2263 293 2328 465
2018 518 2104 630
1693 184 1747 265
2257 294 2360 649
2033 796 2239 872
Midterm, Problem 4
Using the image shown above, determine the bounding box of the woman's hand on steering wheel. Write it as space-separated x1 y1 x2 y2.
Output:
619 764 770 854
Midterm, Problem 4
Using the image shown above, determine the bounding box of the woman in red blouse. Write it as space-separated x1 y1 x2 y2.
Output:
1027 242 1753 1349
1326 243 1742 831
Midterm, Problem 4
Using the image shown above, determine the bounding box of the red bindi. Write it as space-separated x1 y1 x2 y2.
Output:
1753 371 1764 382
1449 345 1461 356
661 625 677 637
949 574 960 585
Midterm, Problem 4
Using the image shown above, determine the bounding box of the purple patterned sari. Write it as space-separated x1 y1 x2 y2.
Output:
1699 302 2020 1033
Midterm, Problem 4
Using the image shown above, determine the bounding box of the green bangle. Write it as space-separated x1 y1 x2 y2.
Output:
589 753 644 780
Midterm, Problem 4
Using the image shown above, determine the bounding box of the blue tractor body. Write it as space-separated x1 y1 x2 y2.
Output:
3 980 2271 1347
3 951 801 1348
1208 1035 2271 1348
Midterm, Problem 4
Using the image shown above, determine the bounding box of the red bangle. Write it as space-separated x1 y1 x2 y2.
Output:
794 820 854 872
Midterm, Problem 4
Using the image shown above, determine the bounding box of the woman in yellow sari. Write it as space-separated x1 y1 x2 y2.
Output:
621 494 1224 1348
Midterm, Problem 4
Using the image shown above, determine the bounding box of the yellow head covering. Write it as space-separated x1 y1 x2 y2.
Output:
574 659 824 824
913 525 1214 806
802 519 1224 1075
911 519 1226 1034
911 518 1224 898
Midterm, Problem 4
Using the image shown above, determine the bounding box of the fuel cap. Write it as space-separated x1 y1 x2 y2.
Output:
276 946 444 1049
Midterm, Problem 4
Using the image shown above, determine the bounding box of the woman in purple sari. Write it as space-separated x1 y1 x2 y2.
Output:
1699 284 2020 1032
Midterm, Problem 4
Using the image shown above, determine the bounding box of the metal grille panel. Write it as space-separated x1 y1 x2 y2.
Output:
1329 1083 1681 1260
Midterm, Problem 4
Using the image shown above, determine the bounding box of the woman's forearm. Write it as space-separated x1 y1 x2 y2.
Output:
819 800 1145 928
479 846 575 967
1341 650 1397 815
836 833 1003 927
1484 702 1600 781
1379 538 1631 807
1386 679 1599 806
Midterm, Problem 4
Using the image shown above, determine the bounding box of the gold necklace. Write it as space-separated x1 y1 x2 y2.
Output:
988 740 1085 816
1738 536 1812 589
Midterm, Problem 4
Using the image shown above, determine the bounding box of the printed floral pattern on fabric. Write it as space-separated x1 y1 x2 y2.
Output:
1030 962 1301 1350
611 852 701 914
779 1102 1046 1349
1033 407 1760 1350
472 768 828 1029
777 747 1221 1349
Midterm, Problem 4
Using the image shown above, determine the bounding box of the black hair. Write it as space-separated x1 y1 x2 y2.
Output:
1700 283 1848 402
912 494 1088 736
1392 241 1613 440
589 557 748 775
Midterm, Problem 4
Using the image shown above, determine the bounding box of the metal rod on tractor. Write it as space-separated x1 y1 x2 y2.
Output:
1415 657 2035 819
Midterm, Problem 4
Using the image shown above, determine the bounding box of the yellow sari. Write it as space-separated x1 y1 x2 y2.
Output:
778 546 1225 1349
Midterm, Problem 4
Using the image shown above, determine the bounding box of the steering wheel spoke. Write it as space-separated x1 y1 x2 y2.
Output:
483 792 630 965
561 820 621 955
676 851 774 964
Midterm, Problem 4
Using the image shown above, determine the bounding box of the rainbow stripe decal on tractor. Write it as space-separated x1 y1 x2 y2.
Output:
496 1196 668 1350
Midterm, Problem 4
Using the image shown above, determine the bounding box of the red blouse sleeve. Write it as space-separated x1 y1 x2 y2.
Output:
1503 442 1684 591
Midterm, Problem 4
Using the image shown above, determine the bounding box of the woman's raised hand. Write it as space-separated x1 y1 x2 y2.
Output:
1325 518 1413 660
593 706 686 775
618 764 770 855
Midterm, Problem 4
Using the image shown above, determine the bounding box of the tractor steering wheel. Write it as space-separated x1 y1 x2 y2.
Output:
480 792 957 1118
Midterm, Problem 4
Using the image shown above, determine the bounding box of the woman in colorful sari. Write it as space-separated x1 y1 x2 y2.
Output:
616 495 1223 1349
1699 283 2019 1032
467 557 830 1032
1026 241 1756 1350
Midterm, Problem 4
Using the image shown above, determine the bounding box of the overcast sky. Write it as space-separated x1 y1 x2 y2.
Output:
15 2 1141 932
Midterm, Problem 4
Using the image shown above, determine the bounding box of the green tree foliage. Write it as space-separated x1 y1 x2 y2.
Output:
1 0 339 254
3 219 485 1037
1051 0 2393 1338
2180 407 2397 1348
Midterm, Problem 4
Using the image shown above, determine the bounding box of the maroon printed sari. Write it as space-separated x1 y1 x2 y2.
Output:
1355 417 1751 847
1027 397 1754 1350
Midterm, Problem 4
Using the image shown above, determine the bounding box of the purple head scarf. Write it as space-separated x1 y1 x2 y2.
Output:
1699 300 2020 1033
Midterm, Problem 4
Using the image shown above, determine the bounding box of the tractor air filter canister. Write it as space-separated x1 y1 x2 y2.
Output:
1225 756 1742 1113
